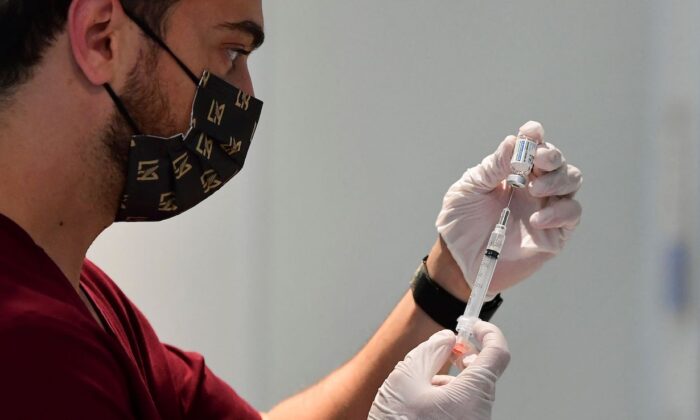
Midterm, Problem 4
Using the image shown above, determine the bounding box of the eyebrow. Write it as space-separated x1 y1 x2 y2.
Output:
217 20 265 51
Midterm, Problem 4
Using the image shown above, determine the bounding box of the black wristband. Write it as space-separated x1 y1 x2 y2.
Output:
410 257 503 331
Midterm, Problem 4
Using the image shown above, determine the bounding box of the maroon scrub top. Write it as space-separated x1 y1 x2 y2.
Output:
0 214 261 420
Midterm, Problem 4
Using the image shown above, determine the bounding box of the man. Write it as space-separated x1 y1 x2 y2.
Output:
0 1 582 419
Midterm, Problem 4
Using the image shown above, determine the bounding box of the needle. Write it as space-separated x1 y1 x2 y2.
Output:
506 188 515 208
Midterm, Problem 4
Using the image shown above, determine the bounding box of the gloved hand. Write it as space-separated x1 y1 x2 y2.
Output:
436 121 582 295
369 322 510 420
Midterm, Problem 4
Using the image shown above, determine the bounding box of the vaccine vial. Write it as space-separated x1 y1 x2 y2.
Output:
506 134 537 188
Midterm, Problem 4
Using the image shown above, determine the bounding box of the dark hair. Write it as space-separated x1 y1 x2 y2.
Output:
0 0 179 97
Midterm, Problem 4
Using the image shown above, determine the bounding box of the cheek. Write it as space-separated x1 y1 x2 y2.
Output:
173 88 195 131
159 65 198 134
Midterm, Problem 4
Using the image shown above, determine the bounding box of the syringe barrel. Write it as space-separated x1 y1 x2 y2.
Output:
455 206 510 354
463 253 499 319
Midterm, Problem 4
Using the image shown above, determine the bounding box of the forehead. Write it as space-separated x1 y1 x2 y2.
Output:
170 0 264 29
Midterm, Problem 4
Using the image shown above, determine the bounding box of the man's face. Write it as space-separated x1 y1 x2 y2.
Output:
99 0 264 212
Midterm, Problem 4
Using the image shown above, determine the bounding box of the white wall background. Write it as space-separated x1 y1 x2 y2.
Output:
88 1 700 419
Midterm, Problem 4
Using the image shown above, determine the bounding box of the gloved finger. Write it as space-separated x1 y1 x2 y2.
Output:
518 120 545 144
457 321 511 379
529 164 583 198
445 322 510 398
431 374 455 387
533 142 564 174
400 330 456 382
454 352 479 371
461 353 478 368
461 135 516 194
453 343 478 371
530 197 582 230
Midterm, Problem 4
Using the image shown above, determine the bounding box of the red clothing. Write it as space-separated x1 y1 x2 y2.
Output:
0 214 261 420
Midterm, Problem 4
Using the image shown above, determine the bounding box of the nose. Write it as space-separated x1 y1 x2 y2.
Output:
230 61 255 97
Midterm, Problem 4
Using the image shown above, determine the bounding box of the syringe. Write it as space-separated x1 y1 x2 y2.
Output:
451 132 538 362
452 193 513 360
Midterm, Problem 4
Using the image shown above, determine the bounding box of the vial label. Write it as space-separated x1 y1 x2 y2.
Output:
511 136 537 175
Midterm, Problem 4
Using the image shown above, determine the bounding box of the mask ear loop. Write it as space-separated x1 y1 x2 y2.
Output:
102 6 200 135
104 83 141 134
121 7 199 85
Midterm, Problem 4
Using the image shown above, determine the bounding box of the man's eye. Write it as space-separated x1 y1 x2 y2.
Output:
227 48 250 65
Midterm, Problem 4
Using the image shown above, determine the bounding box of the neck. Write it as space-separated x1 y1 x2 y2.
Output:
0 208 110 290
0 55 119 290
0 124 116 289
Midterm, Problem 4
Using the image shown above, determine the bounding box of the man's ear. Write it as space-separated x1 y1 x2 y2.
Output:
67 0 133 86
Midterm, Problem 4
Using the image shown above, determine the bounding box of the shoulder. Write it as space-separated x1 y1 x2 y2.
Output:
81 258 137 305
0 308 123 379
81 258 136 311
0 312 134 418
82 258 120 291
2 301 101 340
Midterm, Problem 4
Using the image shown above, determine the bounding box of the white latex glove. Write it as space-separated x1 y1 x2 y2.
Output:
436 121 582 294
369 322 510 420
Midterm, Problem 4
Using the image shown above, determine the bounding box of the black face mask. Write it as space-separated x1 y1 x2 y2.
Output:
105 10 263 222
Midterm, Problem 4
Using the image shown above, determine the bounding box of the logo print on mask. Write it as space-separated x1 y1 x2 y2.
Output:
235 91 251 111
200 169 222 194
137 160 160 181
207 100 226 125
196 134 214 159
201 71 211 87
158 192 178 212
222 137 243 156
172 152 193 180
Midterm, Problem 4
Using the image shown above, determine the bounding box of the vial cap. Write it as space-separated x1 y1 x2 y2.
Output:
507 174 527 189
